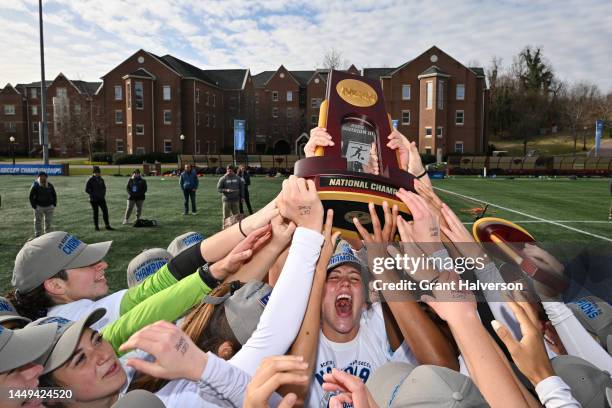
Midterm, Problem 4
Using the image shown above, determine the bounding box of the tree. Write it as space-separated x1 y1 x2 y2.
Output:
563 82 599 153
518 46 554 92
320 48 348 70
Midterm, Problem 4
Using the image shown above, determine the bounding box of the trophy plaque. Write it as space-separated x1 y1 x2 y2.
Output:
294 70 415 239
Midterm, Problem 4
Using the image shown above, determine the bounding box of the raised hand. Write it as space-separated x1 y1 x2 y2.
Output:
322 368 377 408
395 189 443 255
353 201 398 244
270 215 297 249
277 176 324 232
211 224 271 280
362 142 380 175
305 127 334 157
244 356 309 408
421 271 477 322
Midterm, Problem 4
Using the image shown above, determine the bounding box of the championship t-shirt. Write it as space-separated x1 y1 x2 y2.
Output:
307 302 417 408
47 289 127 331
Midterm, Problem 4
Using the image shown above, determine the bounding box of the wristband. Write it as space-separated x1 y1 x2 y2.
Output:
415 169 428 179
238 219 247 237
199 263 222 289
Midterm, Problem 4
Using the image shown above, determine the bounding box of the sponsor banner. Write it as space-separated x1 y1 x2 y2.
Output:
234 119 246 151
0 164 65 176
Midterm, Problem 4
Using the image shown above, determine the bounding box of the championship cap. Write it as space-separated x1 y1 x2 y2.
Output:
111 390 165 408
0 323 58 372
202 281 272 345
26 308 106 374
167 231 204 257
551 355 612 408
0 296 30 326
327 240 363 272
366 362 487 407
12 232 112 293
126 248 172 288
567 296 612 345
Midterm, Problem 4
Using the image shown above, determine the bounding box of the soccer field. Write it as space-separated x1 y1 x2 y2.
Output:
0 175 610 294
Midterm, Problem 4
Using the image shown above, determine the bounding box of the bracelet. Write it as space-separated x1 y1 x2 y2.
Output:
199 263 222 289
238 219 247 237
415 169 428 179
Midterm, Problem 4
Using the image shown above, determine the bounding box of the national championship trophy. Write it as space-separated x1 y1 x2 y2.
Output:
294 70 415 239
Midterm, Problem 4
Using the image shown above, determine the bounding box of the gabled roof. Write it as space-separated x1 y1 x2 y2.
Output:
469 67 486 78
158 54 218 88
123 68 156 80
72 80 102 96
201 69 249 90
0 83 21 96
252 71 275 88
362 67 395 80
418 65 450 79
290 70 315 86
307 69 329 85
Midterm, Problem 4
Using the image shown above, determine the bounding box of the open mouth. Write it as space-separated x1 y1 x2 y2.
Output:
103 361 120 379
335 293 353 317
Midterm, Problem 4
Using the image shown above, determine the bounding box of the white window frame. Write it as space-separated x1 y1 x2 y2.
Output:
436 126 443 138
402 84 411 100
135 124 144 135
30 88 37 99
287 107 293 118
456 84 465 100
455 141 464 153
163 139 172 153
206 92 210 106
455 110 465 125
255 94 259 104
425 127 433 138
311 115 318 126
115 139 124 153
272 91 278 102
74 104 81 115
31 105 38 116
33 122 39 132
114 85 122 101
286 91 293 102
115 110 123 124
56 87 67 98
195 89 200 103
401 110 411 125
163 85 171 101
212 93 216 107
437 80 444 110
272 107 278 118
163 110 172 125
426 81 433 110
134 82 144 110
4 105 15 115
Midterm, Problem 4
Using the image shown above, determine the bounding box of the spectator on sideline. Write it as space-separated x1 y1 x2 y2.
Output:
238 164 253 214
85 166 114 231
123 169 147 225
28 171 56 237
179 164 199 215
217 164 244 222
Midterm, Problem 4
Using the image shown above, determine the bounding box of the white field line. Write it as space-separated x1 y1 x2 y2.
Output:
433 186 612 242
462 220 611 225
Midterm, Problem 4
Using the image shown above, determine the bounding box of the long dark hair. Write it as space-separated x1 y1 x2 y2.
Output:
5 270 68 320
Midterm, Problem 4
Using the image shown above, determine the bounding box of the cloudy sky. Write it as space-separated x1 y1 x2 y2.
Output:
1 0 611 91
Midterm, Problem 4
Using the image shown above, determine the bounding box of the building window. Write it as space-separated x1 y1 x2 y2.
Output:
206 114 210 127
401 110 410 125
116 139 124 153
286 91 293 102
425 147 432 155
114 85 122 101
31 105 38 116
456 84 465 100
425 127 432 138
163 110 171 124
74 104 81 115
163 85 171 101
4 105 15 115
212 94 216 107
136 147 146 155
115 110 123 124
455 141 464 153
426 81 433 109
5 122 16 132
272 125 279 134
135 82 144 109
436 126 443 138
255 94 259 104
196 112 200 125
126 83 132 109
287 107 293 118
437 80 444 110
196 140 201 154
196 89 200 103
33 122 39 132
272 91 278 102
456 110 465 125
30 88 38 99
402 84 411 100
272 107 278 118
164 139 172 153
56 87 67 98
311 115 318 126
135 124 144 135
206 92 210 106
212 114 216 128
311 98 322 109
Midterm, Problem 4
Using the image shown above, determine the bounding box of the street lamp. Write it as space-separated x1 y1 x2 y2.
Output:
9 136 16 166
179 134 185 154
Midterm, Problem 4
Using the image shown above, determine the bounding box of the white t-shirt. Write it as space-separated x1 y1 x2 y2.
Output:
47 289 127 330
307 302 417 408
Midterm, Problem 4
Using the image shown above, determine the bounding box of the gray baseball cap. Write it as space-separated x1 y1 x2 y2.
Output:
567 296 612 345
551 355 612 408
0 323 58 372
167 231 204 257
26 308 106 374
366 362 487 407
0 296 30 326
112 390 165 408
202 280 272 345
327 240 363 272
126 248 172 288
12 232 112 293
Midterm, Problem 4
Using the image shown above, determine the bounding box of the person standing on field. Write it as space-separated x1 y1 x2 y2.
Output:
123 169 147 225
217 165 244 222
237 164 253 214
179 164 198 215
86 166 114 231
29 171 56 237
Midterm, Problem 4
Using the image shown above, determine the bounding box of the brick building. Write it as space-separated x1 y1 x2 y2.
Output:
0 45 488 158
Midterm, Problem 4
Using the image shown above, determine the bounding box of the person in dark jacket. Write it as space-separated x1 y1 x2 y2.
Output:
237 164 253 215
123 169 147 224
179 164 199 215
216 165 244 222
85 166 114 231
29 171 57 237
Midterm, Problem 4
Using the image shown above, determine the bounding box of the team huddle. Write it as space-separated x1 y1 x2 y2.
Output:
1 128 611 408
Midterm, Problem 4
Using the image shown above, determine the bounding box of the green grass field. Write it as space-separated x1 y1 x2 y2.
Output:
0 175 610 294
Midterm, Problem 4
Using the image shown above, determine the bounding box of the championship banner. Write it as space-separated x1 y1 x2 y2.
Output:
0 164 66 176
595 120 604 156
234 119 246 151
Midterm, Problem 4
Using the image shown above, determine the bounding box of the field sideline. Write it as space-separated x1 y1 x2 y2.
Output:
0 175 610 293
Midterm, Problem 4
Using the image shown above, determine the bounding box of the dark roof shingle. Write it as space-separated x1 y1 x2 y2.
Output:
362 67 394 80
252 71 275 88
